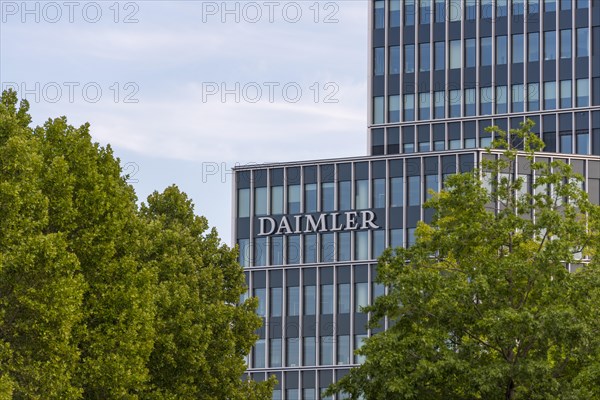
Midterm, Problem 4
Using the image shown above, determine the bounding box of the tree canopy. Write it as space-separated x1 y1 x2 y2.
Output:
327 120 600 400
0 89 273 399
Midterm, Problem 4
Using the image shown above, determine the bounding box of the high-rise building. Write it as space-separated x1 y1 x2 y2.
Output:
233 1 600 398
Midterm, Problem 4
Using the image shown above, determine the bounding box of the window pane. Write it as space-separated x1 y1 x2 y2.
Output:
305 183 317 212
513 0 525 14
465 88 476 116
577 0 588 8
496 85 508 114
405 0 415 25
288 185 300 214
303 337 316 365
425 174 439 200
512 34 524 63
544 31 556 60
527 83 540 111
450 40 461 69
528 32 539 62
544 81 556 109
338 283 350 313
321 182 334 212
390 46 400 74
435 0 446 22
560 134 572 153
254 338 265 368
404 94 415 121
238 239 250 267
465 38 476 68
449 0 461 21
287 286 300 316
389 95 400 123
419 93 431 120
271 236 283 266
286 338 299 367
355 231 368 261
373 178 386 208
497 35 508 64
390 177 404 207
320 337 334 365
420 43 430 71
271 186 283 214
434 91 445 118
271 287 282 317
374 47 385 76
434 41 445 70
355 282 369 311
576 132 589 154
321 284 334 314
321 233 335 262
481 37 492 66
466 0 477 19
255 187 267 216
560 80 572 108
304 285 316 315
304 234 317 263
255 288 266 317
529 0 539 13
373 230 385 258
512 84 524 112
577 28 589 57
339 181 351 210
560 29 571 59
254 237 267 266
497 0 508 16
390 0 400 26
354 335 367 364
576 79 589 107
544 0 556 12
481 87 493 115
373 96 384 124
238 188 250 218
337 335 350 365
449 89 461 118
374 0 385 28
560 0 570 10
270 338 282 367
390 228 404 248
338 231 351 262
356 179 369 209
405 44 415 73
408 176 421 206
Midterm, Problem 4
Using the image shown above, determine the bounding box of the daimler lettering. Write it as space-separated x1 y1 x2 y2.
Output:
258 211 380 236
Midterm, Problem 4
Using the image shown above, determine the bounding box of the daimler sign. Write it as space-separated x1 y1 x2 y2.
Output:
258 211 381 236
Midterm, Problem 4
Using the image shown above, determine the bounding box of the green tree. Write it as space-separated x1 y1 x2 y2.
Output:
327 120 600 400
140 186 275 400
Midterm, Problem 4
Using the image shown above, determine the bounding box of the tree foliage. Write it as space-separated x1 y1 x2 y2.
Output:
0 89 273 399
328 120 600 400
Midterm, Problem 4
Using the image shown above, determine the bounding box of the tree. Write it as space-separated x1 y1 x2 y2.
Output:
140 186 275 400
327 120 600 400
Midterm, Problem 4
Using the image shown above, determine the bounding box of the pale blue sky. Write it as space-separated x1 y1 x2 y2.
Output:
0 0 368 243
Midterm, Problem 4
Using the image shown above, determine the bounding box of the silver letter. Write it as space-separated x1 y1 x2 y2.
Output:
345 211 358 230
360 210 380 229
258 217 276 236
305 214 327 233
330 213 343 231
276 216 293 235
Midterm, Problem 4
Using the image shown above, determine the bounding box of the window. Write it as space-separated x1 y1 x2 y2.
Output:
389 95 400 123
576 132 589 154
271 186 283 214
255 187 267 216
338 232 351 261
390 177 404 207
449 0 461 21
512 84 524 112
497 35 508 64
355 231 368 260
481 37 493 66
373 178 385 208
390 46 400 74
287 286 300 316
560 80 572 108
560 29 571 59
321 182 334 212
374 0 385 28
420 43 431 72
304 285 316 315
408 227 417 247
288 185 300 214
425 175 439 200
255 288 266 317
374 47 385 76
449 89 461 118
560 0 570 10
466 0 477 19
576 0 588 8
303 337 316 365
434 139 445 150
408 176 421 206
419 138 430 152
287 338 299 367
390 228 404 248
513 34 524 63
305 183 317 213
321 284 334 314
419 93 431 120
529 0 539 13
465 38 476 68
355 282 369 311
435 0 445 22
304 234 317 263
390 0 400 26
513 0 524 14
543 82 556 109
465 88 476 116
254 338 265 368
404 142 415 154
320 337 334 365
449 139 461 149
434 41 445 70
338 181 351 210
355 180 368 209
420 0 432 24
434 91 445 119
576 79 589 107
577 28 589 57
544 31 556 60
528 32 539 62
373 230 385 258
404 94 415 121
238 239 250 267
338 283 350 314
496 85 508 113
270 287 282 317
560 133 572 153
527 83 540 111
544 0 556 12
271 236 283 265
481 87 493 115
355 335 368 364
373 96 384 124
337 335 350 364
450 40 461 69
237 188 250 218
405 44 415 73
254 237 267 266
321 233 334 262
482 0 494 17
497 0 508 16
270 338 282 367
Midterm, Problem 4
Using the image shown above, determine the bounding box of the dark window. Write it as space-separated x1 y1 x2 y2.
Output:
481 37 493 66
577 28 589 57
434 41 445 70
513 34 524 63
374 0 385 28
528 32 539 62
465 38 476 68
405 0 415 25
374 47 385 75
405 44 415 73
420 43 431 72
560 29 571 59
497 35 508 64
544 31 556 60
390 46 400 74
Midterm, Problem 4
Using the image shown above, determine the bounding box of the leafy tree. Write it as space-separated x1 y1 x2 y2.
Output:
140 186 275 400
327 120 600 400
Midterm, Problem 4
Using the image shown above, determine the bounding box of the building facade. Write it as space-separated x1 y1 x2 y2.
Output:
233 1 600 399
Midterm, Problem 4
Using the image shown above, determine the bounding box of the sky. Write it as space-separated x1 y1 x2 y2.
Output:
0 0 369 243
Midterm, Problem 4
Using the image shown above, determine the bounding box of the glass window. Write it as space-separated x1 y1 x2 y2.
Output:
449 0 461 21
576 0 588 8
512 84 524 112
238 239 250 267
434 91 445 119
287 338 299 367
355 180 369 209
513 0 525 14
238 188 250 218
355 282 369 311
576 132 589 154
390 46 400 74
389 95 401 123
254 237 267 266
496 85 508 114
320 337 334 365
390 0 400 27
374 0 385 28
544 0 556 12
271 287 282 317
304 234 317 263
338 231 351 261
544 81 557 109
390 228 404 248
465 38 476 68
560 134 572 153
338 283 350 313
449 89 461 118
465 88 476 116
286 389 298 400
408 227 417 247
355 231 368 261
373 178 386 208
404 94 415 121
434 41 445 70
374 47 385 76
372 230 385 259
354 335 367 364
272 390 281 400
255 187 268 216
321 182 334 212
450 40 461 69
466 0 477 19
254 338 265 368
577 28 589 57
390 177 404 207
288 286 300 316
482 0 494 17
373 96 384 124
420 43 431 71
527 83 540 111
481 87 493 115
271 186 283 214
408 176 421 206
560 0 570 10
305 183 317 213
420 0 432 24
425 174 439 200
270 338 282 367
544 31 556 60
449 139 461 149
576 79 589 107
497 0 508 16
434 139 445 150
529 0 539 13
321 233 335 262
321 284 334 314
288 184 300 214
419 138 430 152
338 181 351 210
304 285 316 315
303 337 316 365
419 93 431 120
435 0 445 22
528 32 539 62
373 282 385 300
560 29 571 59
481 37 493 66
405 44 415 73
464 138 476 149
560 80 572 108
271 236 283 266
405 0 415 25
255 288 267 317
513 34 524 63
497 35 508 64
337 335 350 364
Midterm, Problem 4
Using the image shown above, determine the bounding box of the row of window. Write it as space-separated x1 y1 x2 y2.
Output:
374 28 590 75
374 0 590 29
373 79 591 123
